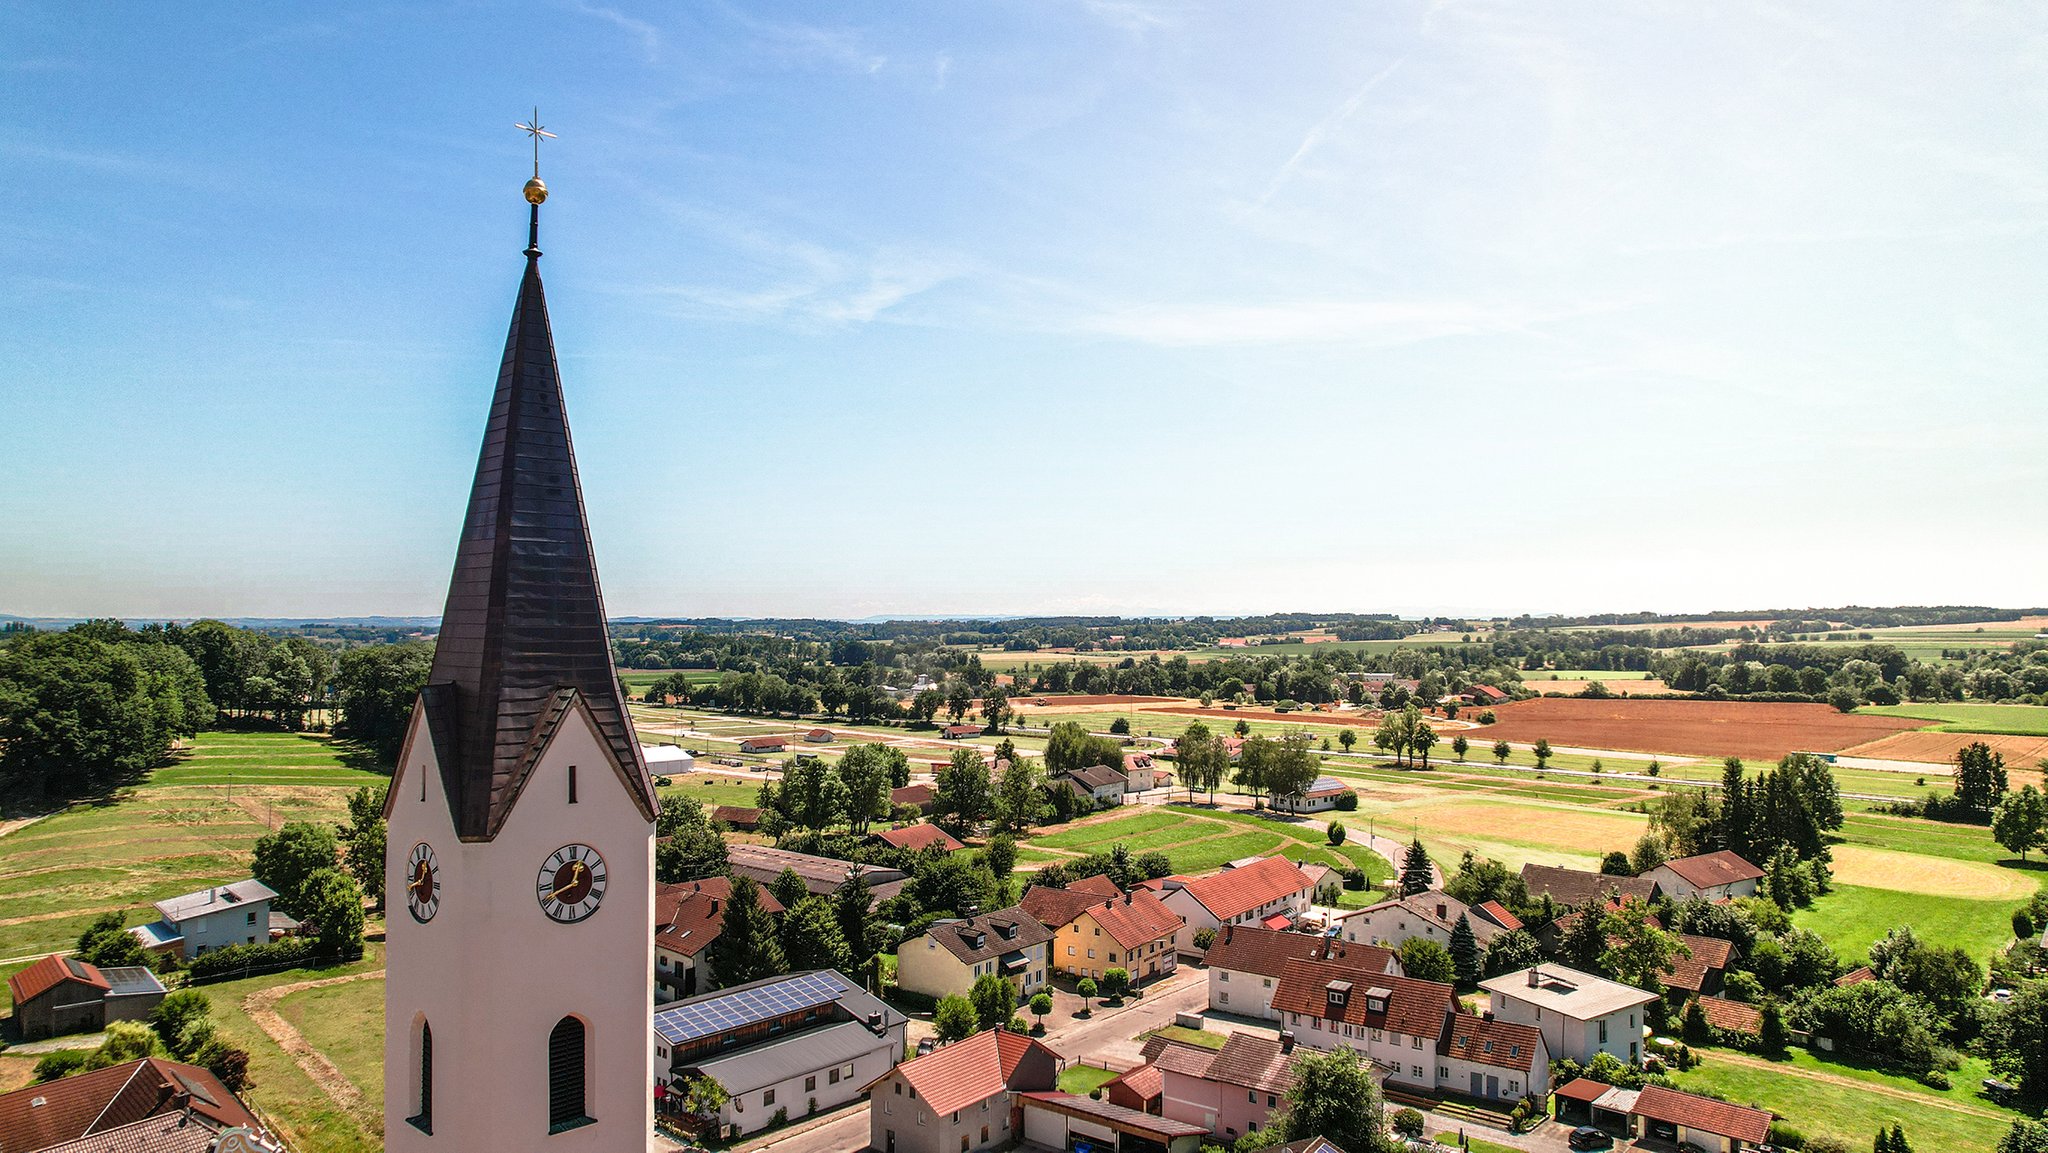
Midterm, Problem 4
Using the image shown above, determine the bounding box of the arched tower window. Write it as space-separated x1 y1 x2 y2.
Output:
548 1016 591 1132
408 1018 433 1133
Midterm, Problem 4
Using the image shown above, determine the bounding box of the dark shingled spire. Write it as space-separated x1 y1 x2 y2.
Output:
418 220 655 840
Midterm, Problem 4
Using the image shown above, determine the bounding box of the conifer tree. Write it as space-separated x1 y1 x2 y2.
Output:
1448 914 1481 988
836 868 875 967
708 874 786 987
770 867 809 912
1400 839 1434 897
780 895 851 973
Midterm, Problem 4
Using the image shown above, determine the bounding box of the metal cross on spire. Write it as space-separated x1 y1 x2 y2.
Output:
516 108 556 178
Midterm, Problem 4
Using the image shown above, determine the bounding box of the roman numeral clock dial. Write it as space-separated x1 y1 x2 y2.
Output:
405 843 441 923
537 844 608 923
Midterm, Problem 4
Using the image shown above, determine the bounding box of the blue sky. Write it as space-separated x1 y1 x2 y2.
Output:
5 3 2045 620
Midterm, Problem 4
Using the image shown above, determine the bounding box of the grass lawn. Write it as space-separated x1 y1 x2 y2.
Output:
1167 831 1289 873
1793 883 2027 963
1669 1049 2013 1151
1856 702 2048 736
1057 1063 1120 1094
1027 810 1189 850
1144 1024 1227 1049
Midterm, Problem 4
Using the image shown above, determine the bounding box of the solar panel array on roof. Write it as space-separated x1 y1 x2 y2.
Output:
652 971 849 1045
101 967 164 996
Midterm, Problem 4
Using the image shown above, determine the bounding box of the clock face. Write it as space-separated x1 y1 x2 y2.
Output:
537 844 608 923
405 843 441 923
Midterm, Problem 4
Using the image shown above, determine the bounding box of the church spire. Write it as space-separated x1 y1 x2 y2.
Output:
418 145 654 840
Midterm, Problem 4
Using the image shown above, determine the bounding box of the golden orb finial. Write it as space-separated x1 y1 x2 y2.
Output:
524 177 549 205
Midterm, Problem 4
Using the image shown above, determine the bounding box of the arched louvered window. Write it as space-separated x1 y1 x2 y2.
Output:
548 1016 591 1132
408 1019 433 1133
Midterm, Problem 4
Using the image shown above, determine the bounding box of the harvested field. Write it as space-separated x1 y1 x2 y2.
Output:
1828 846 2038 899
1532 679 1672 696
1476 698 1925 760
1014 694 1182 709
1839 730 2048 767
1380 797 1647 853
1147 706 1385 728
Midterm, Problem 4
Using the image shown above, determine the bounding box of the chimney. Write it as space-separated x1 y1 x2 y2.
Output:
709 898 719 914
1436 903 1447 920
1279 1031 1296 1054
1527 968 1541 988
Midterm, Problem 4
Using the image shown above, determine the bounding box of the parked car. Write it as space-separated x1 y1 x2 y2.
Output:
1568 1127 1614 1151
1985 1078 2020 1104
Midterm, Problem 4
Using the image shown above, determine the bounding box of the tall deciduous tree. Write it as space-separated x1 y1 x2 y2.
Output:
935 747 994 835
1176 721 1229 803
1958 742 2012 814
251 821 341 917
338 786 387 907
836 743 894 835
1280 1047 1388 1153
1994 785 2048 860
333 641 435 764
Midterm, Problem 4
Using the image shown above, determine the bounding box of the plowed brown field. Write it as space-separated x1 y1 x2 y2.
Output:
1476 698 1926 760
1839 730 2048 767
1016 694 1182 708
1148 706 1386 728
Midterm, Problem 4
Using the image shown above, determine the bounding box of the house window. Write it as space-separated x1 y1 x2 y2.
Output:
844 1064 855 1079
1219 992 1229 1004
1267 1095 1276 1107
895 1084 903 1095
408 1019 434 1134
1599 1021 1609 1043
1248 1090 1256 1103
547 1017 590 1132
1508 1080 1520 1095
569 765 578 804
1219 972 1230 982
1068 945 1076 956
246 911 257 925
1438 1066 1449 1078
1412 1036 1422 1049
764 1089 776 1106
806 1076 817 1092
830 1068 841 1084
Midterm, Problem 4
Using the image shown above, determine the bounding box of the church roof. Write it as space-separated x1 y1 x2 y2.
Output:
407 213 655 840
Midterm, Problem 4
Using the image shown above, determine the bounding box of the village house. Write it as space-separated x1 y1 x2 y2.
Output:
1150 1031 1299 1143
872 823 966 854
865 1028 1061 1153
941 724 982 740
804 727 835 743
1057 889 1183 985
1519 863 1660 910
1122 751 1166 793
1693 994 1762 1042
0 1056 275 1153
653 970 905 1137
737 735 787 753
654 878 785 1003
1641 850 1764 901
896 907 1054 1001
1268 958 1456 1094
1481 965 1658 1065
1438 1011 1550 1103
1058 764 1127 806
1333 890 1516 952
1660 933 1737 1000
129 878 277 960
712 804 761 831
1157 856 1315 953
1203 925 1398 1020
1269 775 1355 814
892 783 937 814
6 954 167 1041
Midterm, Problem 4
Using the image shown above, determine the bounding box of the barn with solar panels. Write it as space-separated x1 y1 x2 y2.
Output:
651 968 906 1136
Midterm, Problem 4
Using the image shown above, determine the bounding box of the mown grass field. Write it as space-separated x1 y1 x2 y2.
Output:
0 731 386 996
1856 702 2048 736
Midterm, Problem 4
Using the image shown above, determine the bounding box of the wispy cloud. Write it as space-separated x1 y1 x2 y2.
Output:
1260 58 1404 203
570 1 661 63
1076 297 1572 347
721 8 887 74
1076 0 1175 34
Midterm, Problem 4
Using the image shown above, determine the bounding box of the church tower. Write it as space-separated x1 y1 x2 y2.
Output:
384 140 657 1151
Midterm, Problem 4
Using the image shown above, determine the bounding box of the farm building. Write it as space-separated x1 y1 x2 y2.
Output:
891 783 937 813
1018 1092 1208 1153
641 743 696 774
804 727 834 743
941 724 981 739
652 970 905 1136
712 805 761 830
727 844 907 902
737 736 787 753
6 954 167 1040
1520 863 1659 910
1057 764 1126 806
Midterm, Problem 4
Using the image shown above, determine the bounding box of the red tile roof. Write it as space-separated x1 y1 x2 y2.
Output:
1521 863 1658 908
1471 685 1509 702
1475 901 1523 931
1083 890 1183 951
711 805 760 828
654 879 783 957
1105 1062 1163 1104
738 736 786 752
805 728 834 740
1660 851 1764 890
1632 1084 1772 1144
1069 874 1122 898
1834 965 1874 987
7 954 108 1006
1439 1014 1544 1071
1064 764 1126 790
873 823 966 853
1018 1092 1211 1139
1271 958 1454 1041
1021 885 1108 931
1176 856 1312 922
892 784 935 808
1203 925 1394 979
0 1058 258 1153
1695 995 1762 1036
1660 934 1736 993
888 1028 1060 1117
